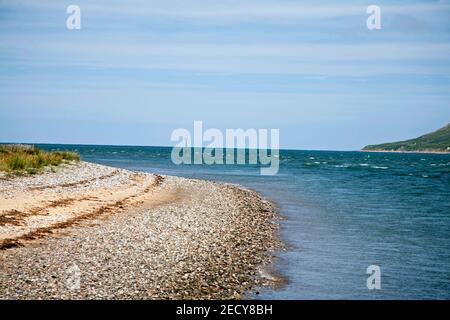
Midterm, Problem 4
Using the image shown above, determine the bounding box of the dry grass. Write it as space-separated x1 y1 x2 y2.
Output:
0 144 80 175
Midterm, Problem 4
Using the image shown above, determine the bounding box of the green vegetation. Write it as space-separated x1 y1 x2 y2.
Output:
363 123 450 153
0 144 80 175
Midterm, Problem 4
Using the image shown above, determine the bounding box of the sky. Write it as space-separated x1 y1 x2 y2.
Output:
0 0 450 150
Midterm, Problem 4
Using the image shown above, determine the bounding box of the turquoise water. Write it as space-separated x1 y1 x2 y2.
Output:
39 144 450 299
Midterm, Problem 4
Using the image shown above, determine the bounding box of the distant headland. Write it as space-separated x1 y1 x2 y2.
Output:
362 123 450 154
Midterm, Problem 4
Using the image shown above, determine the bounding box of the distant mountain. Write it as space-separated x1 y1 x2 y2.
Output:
363 123 450 153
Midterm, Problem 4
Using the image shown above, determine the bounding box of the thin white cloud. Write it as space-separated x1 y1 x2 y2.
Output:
1 0 449 77
2 36 449 75
4 0 450 22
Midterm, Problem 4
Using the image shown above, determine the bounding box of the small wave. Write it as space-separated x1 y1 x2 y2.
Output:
372 166 388 169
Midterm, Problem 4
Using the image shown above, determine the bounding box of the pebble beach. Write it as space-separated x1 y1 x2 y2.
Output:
0 161 282 299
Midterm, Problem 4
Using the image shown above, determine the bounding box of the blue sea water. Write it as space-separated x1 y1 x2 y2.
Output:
38 144 450 299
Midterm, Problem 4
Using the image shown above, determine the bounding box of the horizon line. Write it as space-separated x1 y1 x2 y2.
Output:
0 141 363 153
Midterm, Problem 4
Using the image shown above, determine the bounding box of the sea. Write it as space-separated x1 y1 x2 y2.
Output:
37 144 450 300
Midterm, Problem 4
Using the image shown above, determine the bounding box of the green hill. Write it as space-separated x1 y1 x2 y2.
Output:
363 123 450 153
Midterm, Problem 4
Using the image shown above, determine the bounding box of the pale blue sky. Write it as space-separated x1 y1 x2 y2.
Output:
1 0 450 150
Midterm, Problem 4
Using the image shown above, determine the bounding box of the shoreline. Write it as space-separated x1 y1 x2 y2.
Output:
0 161 283 299
360 149 450 155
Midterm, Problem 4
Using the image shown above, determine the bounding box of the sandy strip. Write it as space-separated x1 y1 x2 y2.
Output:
0 162 282 299
0 162 159 247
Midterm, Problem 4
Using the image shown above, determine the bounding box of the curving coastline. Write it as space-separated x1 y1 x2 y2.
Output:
361 149 450 154
0 162 283 299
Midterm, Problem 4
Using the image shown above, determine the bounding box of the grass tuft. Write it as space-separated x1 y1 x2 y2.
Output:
0 144 80 175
